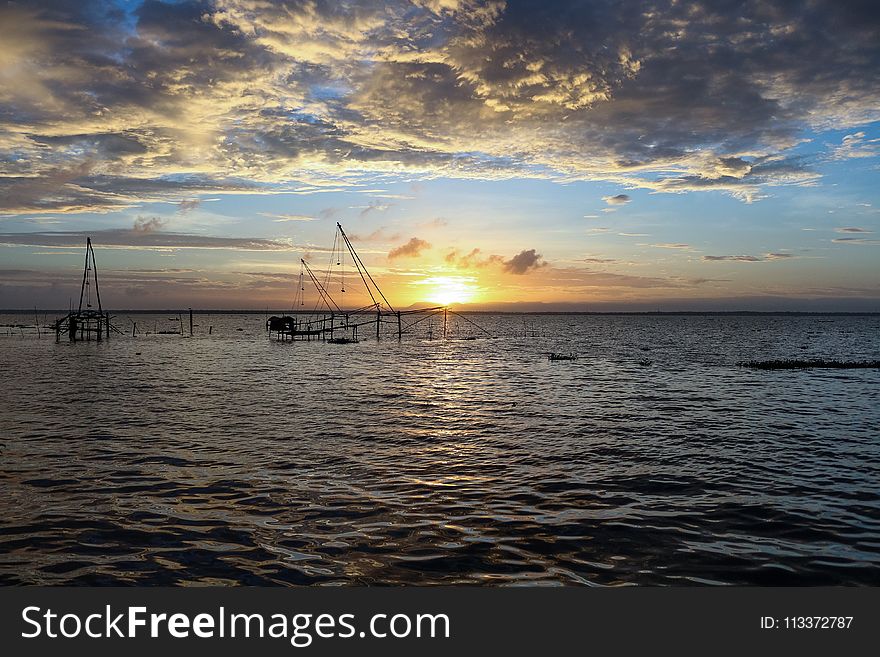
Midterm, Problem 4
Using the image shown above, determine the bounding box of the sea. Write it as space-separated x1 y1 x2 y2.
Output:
1 311 878 585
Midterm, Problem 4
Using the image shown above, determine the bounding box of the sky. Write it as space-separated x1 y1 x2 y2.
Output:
0 0 878 311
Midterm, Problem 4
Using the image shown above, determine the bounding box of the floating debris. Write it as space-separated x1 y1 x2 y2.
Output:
327 337 359 345
549 352 577 361
638 359 654 367
738 359 880 370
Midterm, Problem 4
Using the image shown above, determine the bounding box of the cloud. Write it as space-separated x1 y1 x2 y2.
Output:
602 194 631 205
132 216 167 234
0 230 298 251
702 255 762 262
357 201 392 217
445 247 503 269
177 199 201 213
831 132 880 160
835 227 873 233
259 213 318 222
350 227 401 243
0 0 879 214
651 243 691 250
503 249 546 274
539 267 678 289
702 253 796 262
832 237 880 245
388 237 431 259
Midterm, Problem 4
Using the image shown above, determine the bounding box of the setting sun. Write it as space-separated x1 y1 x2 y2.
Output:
414 276 479 306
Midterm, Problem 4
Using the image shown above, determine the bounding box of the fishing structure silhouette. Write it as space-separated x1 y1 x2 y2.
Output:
266 223 491 343
53 237 121 342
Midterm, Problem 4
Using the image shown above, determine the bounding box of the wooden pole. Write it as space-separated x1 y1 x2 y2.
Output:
189 308 193 336
376 310 381 340
443 306 448 339
34 307 41 338
397 311 402 340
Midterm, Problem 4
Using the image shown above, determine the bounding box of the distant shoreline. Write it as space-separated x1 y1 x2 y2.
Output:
3 309 878 317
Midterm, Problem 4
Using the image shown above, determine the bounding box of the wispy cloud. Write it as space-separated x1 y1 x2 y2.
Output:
0 231 298 251
832 237 880 245
259 213 318 222
831 132 880 160
356 201 392 217
350 227 401 243
702 255 762 262
703 253 797 261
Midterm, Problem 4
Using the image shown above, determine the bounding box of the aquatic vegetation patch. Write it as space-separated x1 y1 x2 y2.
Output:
737 359 880 370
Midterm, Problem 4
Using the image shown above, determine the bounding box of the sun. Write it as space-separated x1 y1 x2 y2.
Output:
415 275 478 306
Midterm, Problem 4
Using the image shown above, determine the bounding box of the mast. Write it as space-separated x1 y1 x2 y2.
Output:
301 258 342 313
336 222 394 312
77 237 103 314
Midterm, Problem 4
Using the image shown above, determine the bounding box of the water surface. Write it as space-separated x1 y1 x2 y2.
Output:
1 313 878 585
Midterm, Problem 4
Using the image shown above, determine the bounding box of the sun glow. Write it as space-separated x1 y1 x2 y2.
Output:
415 275 479 306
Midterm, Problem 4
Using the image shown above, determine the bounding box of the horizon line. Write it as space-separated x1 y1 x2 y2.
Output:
4 309 879 316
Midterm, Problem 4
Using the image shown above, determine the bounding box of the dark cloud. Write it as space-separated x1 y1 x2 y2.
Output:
0 0 879 213
503 249 546 274
388 237 431 259
602 194 631 205
835 227 873 233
